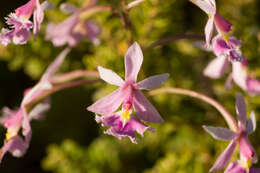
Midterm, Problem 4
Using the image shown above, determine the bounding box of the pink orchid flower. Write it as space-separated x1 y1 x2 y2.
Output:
203 93 257 172
225 162 260 173
204 35 260 95
0 0 54 46
87 42 169 142
0 48 70 162
45 2 101 47
189 0 232 47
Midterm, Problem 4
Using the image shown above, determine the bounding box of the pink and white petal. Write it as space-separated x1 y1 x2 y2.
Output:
205 17 215 48
203 56 229 79
15 0 36 18
209 140 237 172
21 108 32 144
232 62 247 91
124 42 143 82
239 135 257 163
41 0 55 10
225 74 233 90
126 116 154 137
189 0 215 14
246 78 260 95
133 90 164 123
85 20 101 45
98 66 124 87
33 0 44 38
203 125 236 141
246 111 256 135
214 12 232 33
87 87 129 115
41 47 71 81
224 162 246 173
0 107 17 125
0 136 27 163
135 73 169 90
235 93 247 130
212 36 231 56
28 98 50 121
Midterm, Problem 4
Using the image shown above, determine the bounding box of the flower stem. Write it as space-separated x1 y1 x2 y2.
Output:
51 70 99 84
26 79 101 113
145 34 204 50
149 87 239 132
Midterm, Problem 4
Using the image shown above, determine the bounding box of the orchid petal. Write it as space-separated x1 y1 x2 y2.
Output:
135 73 169 90
203 56 229 79
236 93 247 130
33 0 44 39
98 66 124 87
28 98 50 121
87 87 130 115
225 74 233 90
0 136 27 163
239 135 257 163
231 62 247 91
133 90 164 123
246 78 260 95
205 16 215 48
41 0 55 10
124 42 143 82
214 12 232 33
60 3 78 14
224 162 246 173
203 125 236 141
189 0 215 14
209 140 237 172
247 111 256 135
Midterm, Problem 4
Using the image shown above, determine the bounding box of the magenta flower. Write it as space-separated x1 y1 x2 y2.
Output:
95 113 154 143
203 93 257 172
45 3 101 47
189 0 232 47
0 48 70 162
87 42 169 142
0 0 54 46
0 100 50 162
204 35 260 95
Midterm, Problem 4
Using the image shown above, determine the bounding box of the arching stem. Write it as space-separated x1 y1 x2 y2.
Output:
149 87 239 132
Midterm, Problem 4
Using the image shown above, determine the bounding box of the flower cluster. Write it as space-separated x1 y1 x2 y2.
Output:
203 94 259 172
45 1 101 47
0 0 54 46
0 48 70 162
87 42 169 143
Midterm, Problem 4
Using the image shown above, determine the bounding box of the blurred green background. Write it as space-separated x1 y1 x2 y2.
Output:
1 0 260 172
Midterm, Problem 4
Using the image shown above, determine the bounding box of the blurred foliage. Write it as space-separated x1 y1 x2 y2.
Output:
0 0 260 172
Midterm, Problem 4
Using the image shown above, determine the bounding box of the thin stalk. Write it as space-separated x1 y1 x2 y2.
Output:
145 34 204 50
26 79 101 112
51 70 99 84
149 87 239 132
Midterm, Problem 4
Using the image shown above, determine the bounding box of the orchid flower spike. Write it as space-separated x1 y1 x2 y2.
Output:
45 2 101 47
203 93 258 172
204 35 260 95
0 0 54 46
189 0 232 47
87 42 169 143
0 48 70 162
